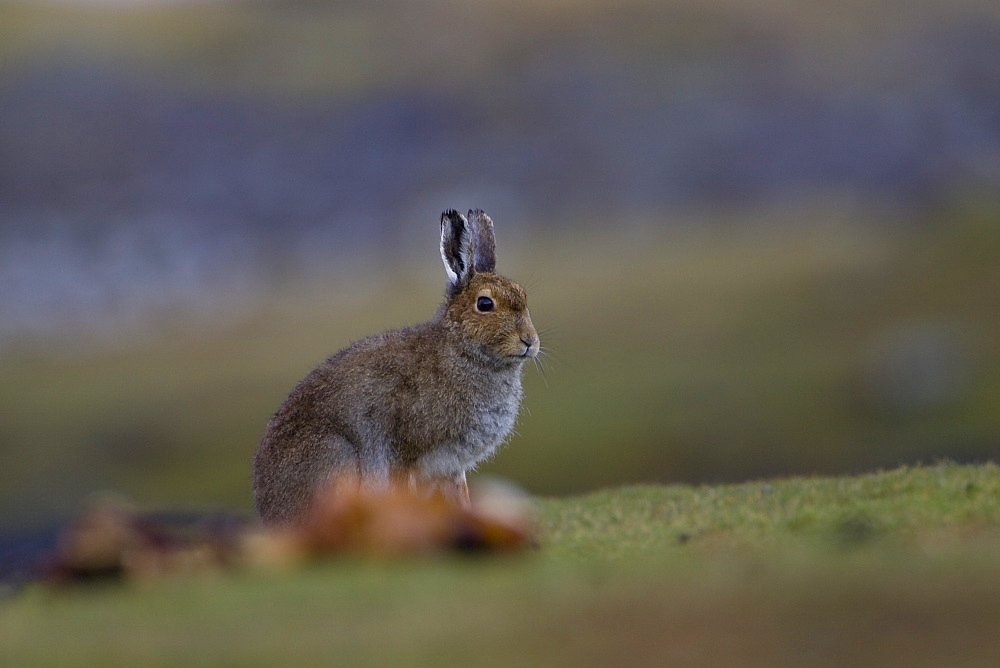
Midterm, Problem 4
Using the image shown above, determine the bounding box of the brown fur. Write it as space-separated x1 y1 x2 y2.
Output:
252 210 539 526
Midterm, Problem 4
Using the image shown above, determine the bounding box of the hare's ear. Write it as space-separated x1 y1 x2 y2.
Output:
468 209 496 273
440 209 472 287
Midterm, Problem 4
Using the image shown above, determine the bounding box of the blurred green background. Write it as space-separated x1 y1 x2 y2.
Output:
1 0 998 528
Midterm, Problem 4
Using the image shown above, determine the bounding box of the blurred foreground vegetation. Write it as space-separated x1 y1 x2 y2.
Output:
2 463 999 665
2 211 998 525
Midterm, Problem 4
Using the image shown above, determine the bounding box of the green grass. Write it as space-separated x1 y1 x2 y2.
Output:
3 463 1000 666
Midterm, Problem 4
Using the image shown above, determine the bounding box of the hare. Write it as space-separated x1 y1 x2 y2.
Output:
252 209 539 526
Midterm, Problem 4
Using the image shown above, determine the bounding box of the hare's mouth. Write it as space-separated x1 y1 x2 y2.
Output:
517 337 540 358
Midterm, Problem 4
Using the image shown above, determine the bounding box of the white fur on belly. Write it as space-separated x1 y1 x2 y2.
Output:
415 408 517 478
416 447 469 479
416 381 521 479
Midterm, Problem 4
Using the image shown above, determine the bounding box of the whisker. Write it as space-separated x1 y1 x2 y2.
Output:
531 356 550 388
536 346 561 365
531 349 557 386
535 327 561 345
519 269 543 293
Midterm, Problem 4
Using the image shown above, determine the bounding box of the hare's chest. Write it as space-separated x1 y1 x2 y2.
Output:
465 397 520 452
416 378 522 477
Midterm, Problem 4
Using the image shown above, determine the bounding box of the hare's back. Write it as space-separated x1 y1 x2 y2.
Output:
271 325 440 426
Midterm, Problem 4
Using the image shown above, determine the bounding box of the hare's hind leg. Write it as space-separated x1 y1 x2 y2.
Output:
254 432 362 526
357 441 393 493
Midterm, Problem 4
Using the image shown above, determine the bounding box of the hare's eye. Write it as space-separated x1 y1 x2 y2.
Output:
476 296 495 313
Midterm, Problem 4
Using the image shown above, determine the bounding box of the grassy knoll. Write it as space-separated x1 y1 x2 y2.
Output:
2 463 999 666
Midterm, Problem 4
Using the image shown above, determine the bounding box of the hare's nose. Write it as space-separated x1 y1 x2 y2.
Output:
519 336 539 357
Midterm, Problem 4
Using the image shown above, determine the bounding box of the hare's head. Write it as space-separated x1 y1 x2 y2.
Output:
439 209 539 364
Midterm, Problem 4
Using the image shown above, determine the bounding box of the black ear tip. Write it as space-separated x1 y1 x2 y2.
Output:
442 209 461 219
